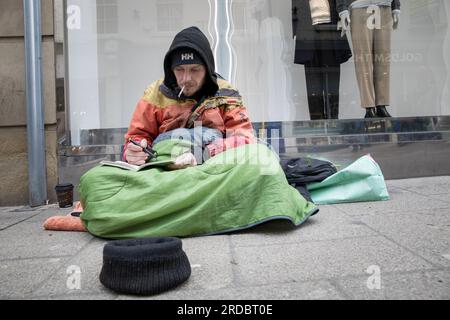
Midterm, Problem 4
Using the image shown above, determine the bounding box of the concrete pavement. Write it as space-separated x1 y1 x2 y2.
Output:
1 176 449 300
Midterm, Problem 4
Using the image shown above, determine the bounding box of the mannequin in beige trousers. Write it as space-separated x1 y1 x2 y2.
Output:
338 0 401 118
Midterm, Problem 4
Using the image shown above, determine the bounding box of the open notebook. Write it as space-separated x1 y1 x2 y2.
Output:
99 159 174 171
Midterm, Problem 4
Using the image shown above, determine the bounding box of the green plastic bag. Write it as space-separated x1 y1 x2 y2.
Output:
308 155 390 205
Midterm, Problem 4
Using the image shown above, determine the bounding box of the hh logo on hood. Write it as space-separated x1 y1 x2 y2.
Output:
181 53 194 61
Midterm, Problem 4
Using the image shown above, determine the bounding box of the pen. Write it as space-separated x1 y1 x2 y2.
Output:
128 139 157 158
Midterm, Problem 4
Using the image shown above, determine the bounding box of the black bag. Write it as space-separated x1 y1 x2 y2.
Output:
280 158 337 202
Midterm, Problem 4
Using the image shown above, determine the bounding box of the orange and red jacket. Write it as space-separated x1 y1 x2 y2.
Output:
124 78 256 161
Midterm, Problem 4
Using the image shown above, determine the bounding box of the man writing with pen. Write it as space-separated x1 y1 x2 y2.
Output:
124 26 255 170
77 26 316 239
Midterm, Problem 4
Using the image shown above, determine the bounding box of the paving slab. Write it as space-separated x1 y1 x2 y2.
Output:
332 187 450 216
117 280 346 300
0 206 50 213
0 205 59 230
25 205 73 222
179 236 234 291
387 176 450 195
355 210 450 267
0 210 41 230
31 238 115 298
1 176 450 300
0 257 68 299
33 235 234 299
30 293 118 300
0 203 74 231
427 194 450 204
0 220 93 260
336 269 450 300
232 236 434 286
230 205 377 247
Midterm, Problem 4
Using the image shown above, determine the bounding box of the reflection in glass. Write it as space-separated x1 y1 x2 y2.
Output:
65 0 450 145
292 0 352 120
66 0 210 145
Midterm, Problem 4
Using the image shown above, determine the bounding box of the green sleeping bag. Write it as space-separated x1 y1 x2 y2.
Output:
79 140 317 239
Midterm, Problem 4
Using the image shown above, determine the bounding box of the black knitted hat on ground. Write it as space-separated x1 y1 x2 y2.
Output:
99 237 191 296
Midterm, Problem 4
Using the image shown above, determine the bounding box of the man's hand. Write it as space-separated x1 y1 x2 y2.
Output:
338 11 351 37
392 10 400 30
125 139 149 165
167 152 197 170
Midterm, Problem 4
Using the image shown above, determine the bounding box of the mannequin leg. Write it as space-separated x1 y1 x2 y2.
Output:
365 107 378 118
324 65 341 119
374 7 393 115
376 105 392 117
350 8 376 112
305 60 326 120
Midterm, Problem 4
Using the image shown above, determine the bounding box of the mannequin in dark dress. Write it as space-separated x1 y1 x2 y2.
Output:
292 0 352 120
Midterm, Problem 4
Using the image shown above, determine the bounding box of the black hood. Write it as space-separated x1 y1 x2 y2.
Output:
163 26 219 99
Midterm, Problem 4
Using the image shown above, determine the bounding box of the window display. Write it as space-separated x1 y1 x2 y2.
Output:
63 0 450 145
292 0 352 120
337 0 401 118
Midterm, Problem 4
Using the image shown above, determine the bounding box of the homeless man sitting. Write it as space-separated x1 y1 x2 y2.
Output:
78 26 318 238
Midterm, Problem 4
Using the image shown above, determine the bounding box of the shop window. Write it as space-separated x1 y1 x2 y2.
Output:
231 0 247 31
156 0 183 32
64 0 450 146
97 0 118 34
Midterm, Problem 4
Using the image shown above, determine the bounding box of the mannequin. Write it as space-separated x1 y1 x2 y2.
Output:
249 0 292 122
292 0 352 120
337 0 401 118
